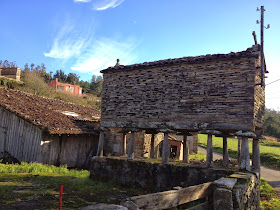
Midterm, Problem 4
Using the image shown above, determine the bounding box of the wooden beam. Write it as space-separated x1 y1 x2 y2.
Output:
252 139 260 172
223 136 229 167
122 133 127 155
127 131 135 160
96 130 104 157
237 137 241 165
150 133 155 158
162 132 169 164
240 137 251 171
183 135 189 163
124 182 212 210
206 134 213 167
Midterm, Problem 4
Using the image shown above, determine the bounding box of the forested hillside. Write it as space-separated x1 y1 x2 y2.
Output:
0 60 101 110
264 108 280 139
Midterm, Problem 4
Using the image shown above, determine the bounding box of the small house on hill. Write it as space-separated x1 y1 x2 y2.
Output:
0 88 100 168
0 67 21 81
49 78 83 96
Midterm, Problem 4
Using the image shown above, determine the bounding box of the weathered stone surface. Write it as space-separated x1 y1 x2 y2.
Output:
100 45 264 133
213 188 233 210
90 157 234 191
82 204 128 210
214 177 237 190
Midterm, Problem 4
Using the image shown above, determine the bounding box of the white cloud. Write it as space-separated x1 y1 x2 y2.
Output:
44 21 92 59
74 0 92 2
45 20 138 75
92 0 125 11
71 37 138 75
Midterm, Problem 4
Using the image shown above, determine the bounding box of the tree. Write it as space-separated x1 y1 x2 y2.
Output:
79 80 91 93
66 73 80 85
54 69 67 82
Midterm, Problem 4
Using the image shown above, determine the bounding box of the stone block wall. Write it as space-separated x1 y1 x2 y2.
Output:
101 46 264 134
90 157 234 191
213 172 260 210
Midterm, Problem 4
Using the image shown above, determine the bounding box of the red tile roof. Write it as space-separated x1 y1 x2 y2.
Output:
0 88 100 135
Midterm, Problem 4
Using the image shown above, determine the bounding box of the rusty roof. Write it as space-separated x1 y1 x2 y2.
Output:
0 88 100 135
101 45 261 73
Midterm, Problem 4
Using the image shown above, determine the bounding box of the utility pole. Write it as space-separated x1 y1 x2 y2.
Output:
257 6 270 87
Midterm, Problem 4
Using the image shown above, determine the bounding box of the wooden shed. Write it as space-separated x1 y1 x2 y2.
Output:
0 88 100 168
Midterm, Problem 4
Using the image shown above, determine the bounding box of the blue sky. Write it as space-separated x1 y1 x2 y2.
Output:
0 0 280 110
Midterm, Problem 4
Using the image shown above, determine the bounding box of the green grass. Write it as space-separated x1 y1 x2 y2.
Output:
0 162 145 209
260 178 280 209
143 152 206 165
198 134 280 170
0 162 89 178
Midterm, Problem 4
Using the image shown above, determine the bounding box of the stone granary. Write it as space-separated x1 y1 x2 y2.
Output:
0 67 21 81
98 44 265 171
0 88 100 168
103 127 198 159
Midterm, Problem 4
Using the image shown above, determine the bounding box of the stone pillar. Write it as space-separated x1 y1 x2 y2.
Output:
150 133 155 158
183 135 189 163
252 138 260 172
223 136 229 167
127 131 135 160
162 132 169 164
240 137 251 171
122 133 127 155
206 134 213 167
237 137 241 165
96 130 104 157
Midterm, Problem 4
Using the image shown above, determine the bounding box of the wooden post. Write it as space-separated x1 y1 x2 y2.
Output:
96 130 104 157
240 137 251 171
252 139 260 172
223 136 229 167
122 133 127 155
183 135 189 163
237 137 241 165
162 132 169 164
206 134 213 167
127 131 135 160
150 133 155 158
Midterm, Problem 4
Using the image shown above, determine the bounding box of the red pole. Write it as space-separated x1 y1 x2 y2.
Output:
59 185 64 210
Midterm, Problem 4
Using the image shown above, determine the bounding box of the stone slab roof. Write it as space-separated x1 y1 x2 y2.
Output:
0 88 100 135
101 45 261 73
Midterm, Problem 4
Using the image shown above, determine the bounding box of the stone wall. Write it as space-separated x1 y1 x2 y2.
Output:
104 128 164 158
101 46 264 133
90 157 234 191
104 129 198 158
213 172 260 210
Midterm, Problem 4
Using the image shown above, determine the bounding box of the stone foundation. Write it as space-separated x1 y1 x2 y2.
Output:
90 157 234 191
213 172 260 210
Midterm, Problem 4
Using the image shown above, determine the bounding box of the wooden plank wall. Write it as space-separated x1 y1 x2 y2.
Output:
0 107 42 162
39 133 99 168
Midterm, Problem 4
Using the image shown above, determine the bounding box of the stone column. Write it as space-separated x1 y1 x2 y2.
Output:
252 138 260 172
237 137 241 165
150 133 155 158
240 137 251 171
122 133 127 155
223 136 229 167
162 132 169 164
127 131 135 160
96 130 104 157
183 135 189 163
206 134 213 168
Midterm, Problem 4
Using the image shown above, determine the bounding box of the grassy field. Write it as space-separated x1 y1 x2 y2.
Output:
198 134 280 170
0 162 145 209
260 178 280 209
